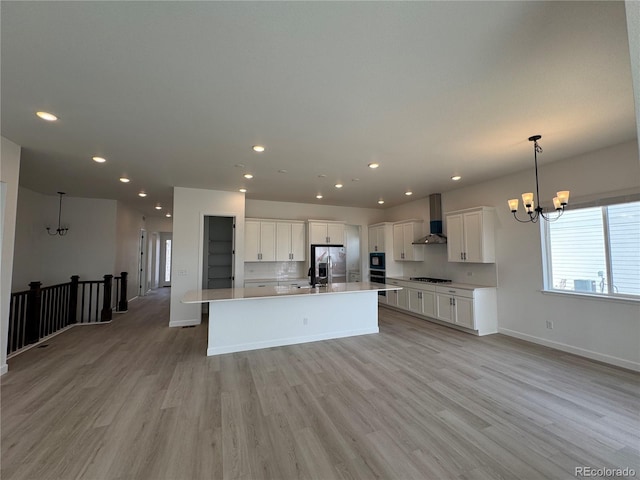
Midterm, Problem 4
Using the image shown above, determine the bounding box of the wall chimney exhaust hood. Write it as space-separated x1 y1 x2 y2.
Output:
413 193 447 244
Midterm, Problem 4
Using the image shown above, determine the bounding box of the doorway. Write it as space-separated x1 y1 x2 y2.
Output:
202 216 234 289
138 229 147 296
159 233 172 287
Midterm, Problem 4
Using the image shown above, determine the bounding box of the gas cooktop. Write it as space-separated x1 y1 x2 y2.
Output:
409 277 452 284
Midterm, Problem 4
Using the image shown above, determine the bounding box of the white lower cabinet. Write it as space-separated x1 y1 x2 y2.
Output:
384 278 497 336
408 287 436 317
436 288 474 329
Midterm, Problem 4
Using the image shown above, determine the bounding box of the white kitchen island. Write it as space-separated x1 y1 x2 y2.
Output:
182 282 401 356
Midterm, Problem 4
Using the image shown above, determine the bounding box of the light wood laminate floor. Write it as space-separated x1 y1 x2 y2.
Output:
2 288 639 480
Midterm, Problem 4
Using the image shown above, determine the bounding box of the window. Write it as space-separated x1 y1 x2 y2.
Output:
542 200 640 299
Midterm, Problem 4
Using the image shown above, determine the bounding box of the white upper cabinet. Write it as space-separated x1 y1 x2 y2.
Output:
276 221 306 261
446 207 495 263
309 221 345 245
368 224 386 253
392 221 424 261
245 219 276 262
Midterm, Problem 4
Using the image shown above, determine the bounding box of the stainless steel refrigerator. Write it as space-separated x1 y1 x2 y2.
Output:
309 244 347 285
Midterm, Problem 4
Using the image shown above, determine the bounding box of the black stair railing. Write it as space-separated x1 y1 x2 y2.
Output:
7 272 128 356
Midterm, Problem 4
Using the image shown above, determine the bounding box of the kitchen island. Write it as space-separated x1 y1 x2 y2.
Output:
182 282 401 356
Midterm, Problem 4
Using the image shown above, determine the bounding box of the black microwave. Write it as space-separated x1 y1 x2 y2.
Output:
369 252 385 270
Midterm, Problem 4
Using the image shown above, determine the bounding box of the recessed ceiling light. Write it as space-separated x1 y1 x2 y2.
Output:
378 199 385 205
352 178 360 182
278 169 288 174
405 191 413 196
335 183 343 189
166 213 172 218
451 175 462 181
36 111 58 121
235 163 245 168
138 192 147 197
119 177 130 183
252 145 265 153
92 156 106 163
318 174 327 178
316 194 323 199
239 188 247 193
243 173 254 179
368 163 380 169
155 205 162 210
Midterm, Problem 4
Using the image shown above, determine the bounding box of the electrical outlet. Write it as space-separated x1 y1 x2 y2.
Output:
546 320 554 329
467 271 473 276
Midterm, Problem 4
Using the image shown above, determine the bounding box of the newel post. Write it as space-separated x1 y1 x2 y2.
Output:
101 275 113 322
118 272 128 312
25 282 42 345
68 275 80 325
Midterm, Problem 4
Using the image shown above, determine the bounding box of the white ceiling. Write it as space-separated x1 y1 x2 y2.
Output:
1 1 636 216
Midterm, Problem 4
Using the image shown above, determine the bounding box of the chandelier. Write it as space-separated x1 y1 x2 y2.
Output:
46 192 70 236
508 135 569 223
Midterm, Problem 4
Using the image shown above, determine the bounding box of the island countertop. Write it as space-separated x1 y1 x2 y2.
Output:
182 281 401 303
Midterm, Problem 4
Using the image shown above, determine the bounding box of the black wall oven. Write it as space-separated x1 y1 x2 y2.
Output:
369 253 386 296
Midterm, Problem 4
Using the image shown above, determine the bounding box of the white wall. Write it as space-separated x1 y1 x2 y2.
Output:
115 201 146 301
13 187 118 288
440 140 639 370
1 137 21 375
169 187 245 327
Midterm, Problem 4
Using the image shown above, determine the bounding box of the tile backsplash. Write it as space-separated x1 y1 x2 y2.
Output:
244 261 307 280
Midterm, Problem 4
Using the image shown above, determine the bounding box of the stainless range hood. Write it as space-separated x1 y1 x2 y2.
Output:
412 194 447 244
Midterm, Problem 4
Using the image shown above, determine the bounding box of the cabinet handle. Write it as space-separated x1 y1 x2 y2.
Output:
258 253 262 260
463 252 467 260
418 292 422 299
460 252 463 260
452 298 456 306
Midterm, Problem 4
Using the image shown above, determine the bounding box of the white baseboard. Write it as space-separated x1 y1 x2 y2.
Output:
0 364 8 376
498 328 640 372
207 327 379 356
169 318 201 328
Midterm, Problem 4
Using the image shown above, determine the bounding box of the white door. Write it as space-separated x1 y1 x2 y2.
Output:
138 229 147 296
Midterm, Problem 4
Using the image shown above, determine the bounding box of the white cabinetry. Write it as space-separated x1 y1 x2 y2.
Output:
384 278 497 336
309 221 345 245
368 224 386 252
392 221 424 261
435 287 474 329
276 222 306 261
245 219 276 262
446 207 495 263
